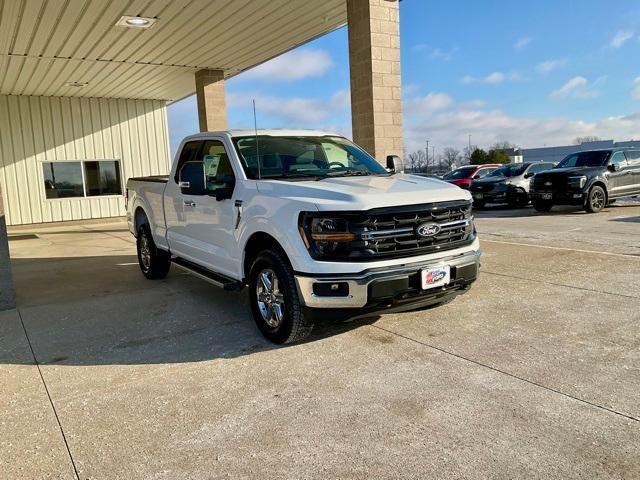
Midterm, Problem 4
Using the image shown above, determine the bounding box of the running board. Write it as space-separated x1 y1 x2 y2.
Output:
171 257 244 291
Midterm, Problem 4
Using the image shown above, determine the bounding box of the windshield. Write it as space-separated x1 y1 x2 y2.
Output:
556 151 610 168
232 135 388 180
443 167 475 180
487 164 527 178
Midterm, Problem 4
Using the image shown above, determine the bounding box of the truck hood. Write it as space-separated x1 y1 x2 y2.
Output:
256 173 471 211
535 167 603 178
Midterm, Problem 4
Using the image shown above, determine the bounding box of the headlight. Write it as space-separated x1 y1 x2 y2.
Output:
298 215 355 257
568 176 587 189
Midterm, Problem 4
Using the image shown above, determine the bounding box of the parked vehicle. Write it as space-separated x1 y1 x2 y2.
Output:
530 148 640 213
126 130 481 344
469 162 555 208
443 164 501 190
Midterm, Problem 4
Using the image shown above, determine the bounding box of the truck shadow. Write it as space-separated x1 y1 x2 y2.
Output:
4 255 379 366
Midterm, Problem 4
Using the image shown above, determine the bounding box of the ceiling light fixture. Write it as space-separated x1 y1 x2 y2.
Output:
64 81 88 87
115 15 157 29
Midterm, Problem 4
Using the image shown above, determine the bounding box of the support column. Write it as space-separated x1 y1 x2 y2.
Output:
347 0 403 164
0 184 15 310
195 69 227 132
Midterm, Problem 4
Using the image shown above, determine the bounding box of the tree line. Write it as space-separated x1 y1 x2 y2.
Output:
405 142 519 173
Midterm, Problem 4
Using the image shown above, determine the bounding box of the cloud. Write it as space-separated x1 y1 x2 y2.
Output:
536 59 566 74
633 77 640 100
227 89 350 125
551 76 598 98
514 37 532 49
403 97 640 154
413 44 458 61
610 30 634 48
462 72 505 85
238 48 333 81
404 93 453 114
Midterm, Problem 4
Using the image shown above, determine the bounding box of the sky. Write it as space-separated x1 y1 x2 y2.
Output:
168 0 640 158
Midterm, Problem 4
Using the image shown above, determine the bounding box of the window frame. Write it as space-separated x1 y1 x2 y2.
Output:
608 151 628 168
41 159 123 201
176 139 237 197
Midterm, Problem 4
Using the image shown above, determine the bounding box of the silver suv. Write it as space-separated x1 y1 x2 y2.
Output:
469 162 556 208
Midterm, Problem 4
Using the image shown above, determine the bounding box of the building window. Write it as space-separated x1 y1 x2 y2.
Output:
43 162 84 199
84 161 122 196
42 160 122 199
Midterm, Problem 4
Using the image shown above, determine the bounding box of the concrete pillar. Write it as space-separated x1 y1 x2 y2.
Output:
347 0 403 164
0 184 15 310
195 69 227 132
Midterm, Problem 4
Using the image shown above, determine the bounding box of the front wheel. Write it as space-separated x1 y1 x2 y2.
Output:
585 185 606 213
533 200 553 212
473 200 486 209
510 189 529 208
248 249 314 344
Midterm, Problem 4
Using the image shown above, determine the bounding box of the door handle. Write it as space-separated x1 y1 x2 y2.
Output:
183 200 196 207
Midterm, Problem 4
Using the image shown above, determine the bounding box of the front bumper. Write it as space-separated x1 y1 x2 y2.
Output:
294 248 480 310
471 187 520 203
530 190 585 205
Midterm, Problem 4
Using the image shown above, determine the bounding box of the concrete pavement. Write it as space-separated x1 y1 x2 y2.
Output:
2 202 640 479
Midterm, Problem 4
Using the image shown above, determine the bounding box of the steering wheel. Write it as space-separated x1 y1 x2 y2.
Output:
327 162 346 170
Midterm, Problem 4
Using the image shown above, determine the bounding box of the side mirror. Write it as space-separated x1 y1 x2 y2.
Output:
524 172 534 179
386 155 404 173
608 163 620 172
212 174 235 201
179 162 206 195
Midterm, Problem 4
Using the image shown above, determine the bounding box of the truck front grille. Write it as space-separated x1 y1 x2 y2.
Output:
345 200 474 260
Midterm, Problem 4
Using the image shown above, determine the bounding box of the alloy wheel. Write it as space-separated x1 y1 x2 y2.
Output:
256 268 285 328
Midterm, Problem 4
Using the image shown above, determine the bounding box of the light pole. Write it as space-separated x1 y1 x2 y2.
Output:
432 146 435 171
425 139 429 173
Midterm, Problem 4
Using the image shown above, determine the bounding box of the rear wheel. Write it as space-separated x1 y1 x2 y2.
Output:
248 249 314 344
533 200 553 212
585 185 606 213
137 224 171 279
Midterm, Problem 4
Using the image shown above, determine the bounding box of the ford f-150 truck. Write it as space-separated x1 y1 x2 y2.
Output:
126 130 480 343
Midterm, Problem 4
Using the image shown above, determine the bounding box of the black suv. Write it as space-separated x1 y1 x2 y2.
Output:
469 162 555 208
530 149 640 213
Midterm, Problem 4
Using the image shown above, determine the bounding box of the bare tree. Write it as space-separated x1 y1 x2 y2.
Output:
406 149 427 172
490 141 519 151
441 147 460 169
462 146 474 164
574 136 602 145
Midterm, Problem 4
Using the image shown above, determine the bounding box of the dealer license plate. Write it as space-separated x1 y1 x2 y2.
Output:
421 265 451 290
541 192 552 200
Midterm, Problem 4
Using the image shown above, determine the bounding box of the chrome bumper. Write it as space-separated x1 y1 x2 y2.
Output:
294 249 481 309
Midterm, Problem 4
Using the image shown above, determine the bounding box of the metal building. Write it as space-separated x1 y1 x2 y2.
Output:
0 0 405 309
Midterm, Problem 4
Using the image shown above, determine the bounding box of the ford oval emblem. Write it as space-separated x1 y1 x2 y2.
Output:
416 222 441 237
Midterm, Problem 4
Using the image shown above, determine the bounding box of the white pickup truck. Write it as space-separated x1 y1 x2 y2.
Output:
126 130 480 343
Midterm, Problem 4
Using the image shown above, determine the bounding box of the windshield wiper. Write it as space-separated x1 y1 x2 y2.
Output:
314 169 371 181
261 172 323 180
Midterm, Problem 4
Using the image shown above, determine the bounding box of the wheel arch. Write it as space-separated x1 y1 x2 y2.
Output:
242 232 287 282
134 206 149 234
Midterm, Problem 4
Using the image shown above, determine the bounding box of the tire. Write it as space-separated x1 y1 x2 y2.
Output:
248 248 313 344
585 185 606 213
136 224 171 279
510 189 529 208
473 200 486 209
533 200 553 212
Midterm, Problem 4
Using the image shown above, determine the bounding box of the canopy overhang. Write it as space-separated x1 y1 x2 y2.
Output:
0 0 347 101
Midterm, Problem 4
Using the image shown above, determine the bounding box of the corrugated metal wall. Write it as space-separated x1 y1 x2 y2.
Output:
0 95 170 225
